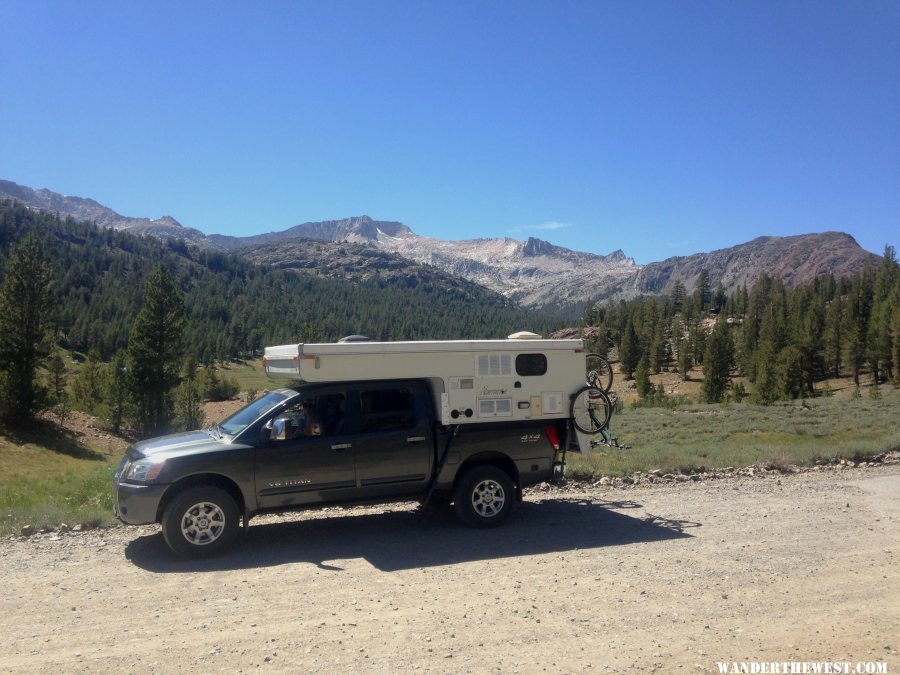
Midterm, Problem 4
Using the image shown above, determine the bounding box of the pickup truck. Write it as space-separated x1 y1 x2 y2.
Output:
114 378 573 557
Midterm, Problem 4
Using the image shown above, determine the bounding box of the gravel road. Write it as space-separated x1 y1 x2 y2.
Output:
1 464 898 673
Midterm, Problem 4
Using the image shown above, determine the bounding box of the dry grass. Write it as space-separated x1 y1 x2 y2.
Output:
567 386 900 478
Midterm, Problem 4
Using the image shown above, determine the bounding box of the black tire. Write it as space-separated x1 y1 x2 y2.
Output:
570 385 612 434
585 353 614 392
162 486 239 558
453 466 515 528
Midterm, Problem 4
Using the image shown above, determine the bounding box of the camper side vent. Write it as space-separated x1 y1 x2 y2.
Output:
479 398 513 418
477 354 512 377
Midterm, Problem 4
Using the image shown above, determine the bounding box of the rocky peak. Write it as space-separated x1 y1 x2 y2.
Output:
604 249 632 264
151 215 183 228
522 237 558 257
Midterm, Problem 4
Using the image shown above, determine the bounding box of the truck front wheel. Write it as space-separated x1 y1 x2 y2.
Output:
162 486 239 558
454 466 515 528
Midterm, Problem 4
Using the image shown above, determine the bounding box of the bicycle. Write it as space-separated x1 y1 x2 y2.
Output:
585 352 613 393
568 384 613 434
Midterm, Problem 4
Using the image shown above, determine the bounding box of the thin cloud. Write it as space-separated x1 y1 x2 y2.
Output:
508 221 573 234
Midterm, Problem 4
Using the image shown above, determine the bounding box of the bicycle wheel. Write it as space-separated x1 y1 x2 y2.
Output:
585 353 613 392
569 385 612 434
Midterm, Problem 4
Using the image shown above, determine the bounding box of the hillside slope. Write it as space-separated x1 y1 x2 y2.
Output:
0 201 553 360
631 232 878 296
2 179 880 315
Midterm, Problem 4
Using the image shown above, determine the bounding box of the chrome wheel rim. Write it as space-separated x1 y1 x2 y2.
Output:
471 479 506 518
180 501 226 546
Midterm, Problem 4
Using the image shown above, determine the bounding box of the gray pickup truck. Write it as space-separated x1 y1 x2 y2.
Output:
114 378 573 557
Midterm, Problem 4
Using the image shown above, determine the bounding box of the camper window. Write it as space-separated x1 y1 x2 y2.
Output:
477 354 513 377
515 353 548 376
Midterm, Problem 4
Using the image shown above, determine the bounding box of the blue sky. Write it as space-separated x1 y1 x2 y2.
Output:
1 1 897 264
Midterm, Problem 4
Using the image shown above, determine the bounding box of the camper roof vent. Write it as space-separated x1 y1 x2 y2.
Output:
507 331 543 340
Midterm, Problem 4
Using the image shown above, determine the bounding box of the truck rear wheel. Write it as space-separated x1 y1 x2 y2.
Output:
454 466 515 528
162 486 239 558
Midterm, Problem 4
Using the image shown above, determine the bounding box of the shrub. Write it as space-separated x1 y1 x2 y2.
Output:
198 366 241 401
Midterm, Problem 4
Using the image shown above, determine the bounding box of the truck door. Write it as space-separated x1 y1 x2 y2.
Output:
255 392 357 508
354 383 433 500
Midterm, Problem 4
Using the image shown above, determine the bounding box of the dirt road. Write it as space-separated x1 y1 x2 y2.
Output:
2 465 898 673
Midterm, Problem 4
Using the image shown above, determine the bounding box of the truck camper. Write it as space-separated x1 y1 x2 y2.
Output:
114 333 610 557
263 333 590 429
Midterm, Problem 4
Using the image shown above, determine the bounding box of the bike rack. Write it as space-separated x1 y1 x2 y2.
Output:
591 425 631 450
551 356 632 483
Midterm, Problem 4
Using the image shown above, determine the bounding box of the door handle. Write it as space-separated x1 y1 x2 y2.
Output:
406 436 426 443
331 443 352 451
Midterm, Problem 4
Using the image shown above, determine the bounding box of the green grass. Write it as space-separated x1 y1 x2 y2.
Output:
0 464 117 536
0 357 286 537
567 387 900 479
0 429 120 536
215 358 292 395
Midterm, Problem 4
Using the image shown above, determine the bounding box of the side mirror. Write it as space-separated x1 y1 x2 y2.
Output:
259 418 274 445
271 417 291 441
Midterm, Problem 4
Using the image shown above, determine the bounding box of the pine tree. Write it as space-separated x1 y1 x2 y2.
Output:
46 350 69 422
891 301 900 386
127 264 185 436
823 285 843 378
671 281 686 313
751 341 779 405
73 347 105 414
867 246 898 382
619 319 641 380
690 319 707 367
740 277 766 377
693 270 711 314
0 232 56 425
649 324 666 373
713 283 727 313
842 279 868 386
175 356 204 431
674 317 693 380
797 291 826 391
635 356 651 399
867 299 893 384
46 351 67 405
701 319 734 404
776 345 805 399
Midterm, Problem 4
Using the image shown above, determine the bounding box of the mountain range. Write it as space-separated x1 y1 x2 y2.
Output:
0 178 879 315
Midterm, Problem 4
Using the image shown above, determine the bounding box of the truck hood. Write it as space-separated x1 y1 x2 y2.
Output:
131 430 223 458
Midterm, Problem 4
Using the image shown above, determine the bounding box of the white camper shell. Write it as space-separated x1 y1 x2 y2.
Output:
263 335 588 428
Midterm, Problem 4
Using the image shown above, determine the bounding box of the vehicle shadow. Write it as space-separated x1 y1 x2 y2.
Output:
125 496 699 574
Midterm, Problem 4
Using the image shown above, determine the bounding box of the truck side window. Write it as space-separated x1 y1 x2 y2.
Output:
515 353 547 376
269 403 305 440
360 388 416 431
269 393 345 439
319 394 346 435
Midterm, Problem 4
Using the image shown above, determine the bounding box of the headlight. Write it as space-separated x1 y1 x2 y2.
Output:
124 458 165 482
114 455 129 479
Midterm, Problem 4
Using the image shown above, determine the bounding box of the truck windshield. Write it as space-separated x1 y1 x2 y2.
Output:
219 391 291 436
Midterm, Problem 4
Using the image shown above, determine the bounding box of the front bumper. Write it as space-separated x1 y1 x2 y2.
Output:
113 479 169 525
